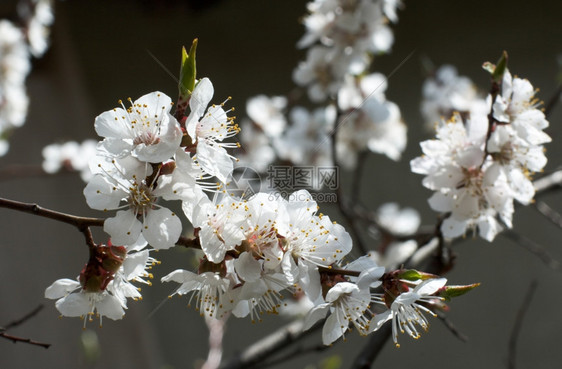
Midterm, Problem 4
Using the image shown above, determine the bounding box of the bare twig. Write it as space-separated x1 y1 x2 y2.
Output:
351 150 368 205
533 200 562 229
0 305 51 349
533 169 562 197
351 323 392 369
436 311 468 343
330 107 368 255
0 332 51 349
260 342 331 369
507 280 538 369
3 305 44 330
501 230 560 271
219 319 322 369
0 197 104 229
0 197 203 250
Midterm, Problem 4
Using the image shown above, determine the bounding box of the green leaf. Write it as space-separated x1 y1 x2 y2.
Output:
482 51 508 83
179 38 198 99
492 50 508 82
396 269 438 281
439 283 481 301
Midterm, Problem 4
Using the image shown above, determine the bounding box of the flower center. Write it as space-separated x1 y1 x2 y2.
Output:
127 181 156 216
133 130 161 146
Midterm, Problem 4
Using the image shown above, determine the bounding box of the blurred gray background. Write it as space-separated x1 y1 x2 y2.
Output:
1 0 561 368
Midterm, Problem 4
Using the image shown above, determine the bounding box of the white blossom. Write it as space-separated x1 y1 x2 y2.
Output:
337 73 406 168
273 106 335 170
371 278 446 347
45 245 158 326
0 20 30 156
246 95 287 138
304 266 384 345
94 91 182 163
42 139 98 181
185 78 240 183
421 64 488 129
83 155 182 249
161 269 234 320
235 119 276 173
493 70 551 145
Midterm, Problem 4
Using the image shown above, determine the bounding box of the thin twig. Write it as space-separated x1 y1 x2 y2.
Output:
533 200 562 229
330 105 368 255
219 319 322 369
436 311 468 342
533 169 562 197
0 305 51 349
351 323 392 369
3 305 44 330
260 342 331 369
501 230 560 271
0 197 203 249
0 332 51 349
507 280 538 369
351 150 368 205
0 197 104 229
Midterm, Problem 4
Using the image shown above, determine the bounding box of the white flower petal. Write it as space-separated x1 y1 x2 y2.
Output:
142 207 182 249
104 210 143 246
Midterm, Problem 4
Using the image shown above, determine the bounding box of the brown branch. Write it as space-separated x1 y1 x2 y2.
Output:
175 235 201 249
3 305 44 330
0 305 51 349
0 197 104 229
318 266 361 277
0 332 51 349
330 105 368 255
507 280 538 369
0 197 104 249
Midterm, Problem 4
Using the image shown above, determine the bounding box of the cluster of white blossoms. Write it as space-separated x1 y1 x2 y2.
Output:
237 0 406 180
46 241 158 327
37 29 477 345
42 139 98 181
294 0 401 102
336 73 406 168
412 66 551 241
163 189 463 346
0 0 54 156
237 96 335 176
420 64 489 130
45 76 242 324
40 72 467 343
